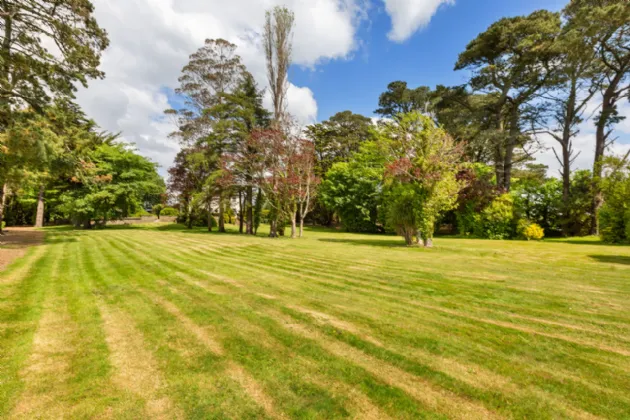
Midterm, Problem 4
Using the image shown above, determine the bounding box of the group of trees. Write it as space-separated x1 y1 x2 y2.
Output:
167 7 318 239
1 1 627 246
0 1 164 232
308 0 630 244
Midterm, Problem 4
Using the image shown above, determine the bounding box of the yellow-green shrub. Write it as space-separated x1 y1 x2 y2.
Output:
523 223 544 241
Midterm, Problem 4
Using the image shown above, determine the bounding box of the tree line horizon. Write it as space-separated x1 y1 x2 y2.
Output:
0 0 629 245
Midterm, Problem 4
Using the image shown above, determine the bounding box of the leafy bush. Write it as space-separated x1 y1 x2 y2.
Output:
599 157 630 244
523 223 544 240
320 159 382 233
130 208 151 217
478 194 515 239
160 207 178 216
599 204 627 243
455 163 500 236
1 221 5 230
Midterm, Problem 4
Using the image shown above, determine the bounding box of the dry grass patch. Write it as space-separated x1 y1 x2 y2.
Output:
11 301 76 419
98 302 182 419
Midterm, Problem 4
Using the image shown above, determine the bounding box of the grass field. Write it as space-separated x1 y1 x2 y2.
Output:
1 224 630 419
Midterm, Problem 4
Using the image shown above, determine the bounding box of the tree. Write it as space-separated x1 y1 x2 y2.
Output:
153 204 164 219
263 6 294 128
168 147 210 229
58 142 164 228
227 72 270 235
564 0 630 234
263 5 295 237
432 85 497 164
541 25 601 234
167 38 246 233
293 140 319 237
598 152 630 243
319 140 387 232
375 82 434 119
455 10 562 191
0 1 108 229
378 112 465 246
0 0 108 128
306 110 375 176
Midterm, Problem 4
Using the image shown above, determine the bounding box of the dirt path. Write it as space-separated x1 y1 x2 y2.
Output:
0 228 45 272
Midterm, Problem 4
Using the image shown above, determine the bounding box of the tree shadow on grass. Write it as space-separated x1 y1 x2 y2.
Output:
589 255 630 266
317 238 408 248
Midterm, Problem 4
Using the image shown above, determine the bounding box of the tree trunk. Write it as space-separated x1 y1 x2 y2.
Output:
35 185 45 228
238 190 244 234
590 97 612 236
290 212 297 238
299 217 304 237
246 185 253 234
423 237 433 248
83 219 92 229
207 201 213 232
0 183 6 235
269 219 277 238
502 109 519 192
218 198 225 233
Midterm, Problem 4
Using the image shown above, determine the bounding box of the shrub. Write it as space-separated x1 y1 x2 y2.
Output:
523 223 544 240
599 204 627 243
599 158 630 244
130 208 151 217
160 207 178 216
478 194 515 239
1 221 5 230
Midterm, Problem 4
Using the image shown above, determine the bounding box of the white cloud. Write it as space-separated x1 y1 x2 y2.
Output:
382 0 453 42
75 0 370 176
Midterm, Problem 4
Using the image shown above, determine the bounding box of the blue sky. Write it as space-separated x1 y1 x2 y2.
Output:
290 0 568 121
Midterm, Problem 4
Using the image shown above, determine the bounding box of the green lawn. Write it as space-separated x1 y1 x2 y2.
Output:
1 224 630 419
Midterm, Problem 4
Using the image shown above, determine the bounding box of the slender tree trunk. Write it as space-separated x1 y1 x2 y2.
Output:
423 237 434 248
290 212 297 238
246 185 253 234
0 183 6 235
186 199 193 229
238 190 244 234
299 217 304 237
207 200 213 232
269 219 277 238
218 197 225 233
591 94 613 235
503 109 519 192
35 185 45 228
83 219 92 229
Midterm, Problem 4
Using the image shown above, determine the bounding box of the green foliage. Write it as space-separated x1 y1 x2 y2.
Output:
564 170 594 236
378 112 464 245
160 207 178 217
0 0 109 130
478 194 515 239
375 82 434 118
58 143 165 227
319 146 384 233
512 177 563 237
306 111 375 177
130 208 151 218
599 158 630 243
455 163 500 236
152 204 164 218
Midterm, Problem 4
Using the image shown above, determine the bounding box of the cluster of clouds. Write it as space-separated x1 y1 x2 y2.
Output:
76 0 451 175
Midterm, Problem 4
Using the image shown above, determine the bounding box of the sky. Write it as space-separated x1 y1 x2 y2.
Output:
75 0 630 177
